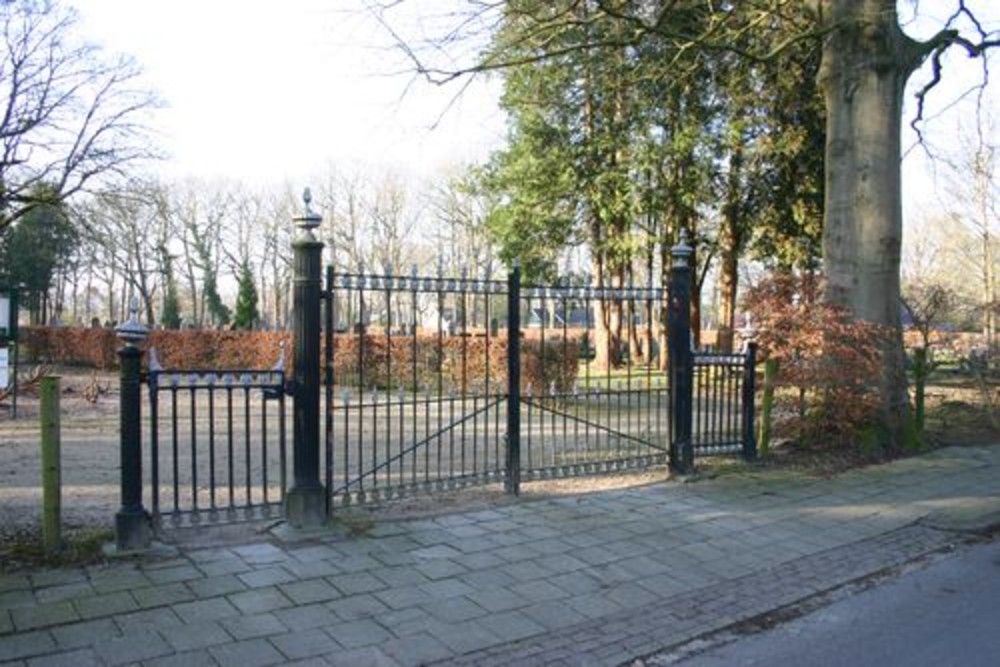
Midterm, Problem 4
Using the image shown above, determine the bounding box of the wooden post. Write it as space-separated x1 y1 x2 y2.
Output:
913 347 927 432
40 376 61 554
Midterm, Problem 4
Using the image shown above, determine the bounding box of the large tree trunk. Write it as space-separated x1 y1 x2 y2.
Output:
717 143 744 354
818 0 926 448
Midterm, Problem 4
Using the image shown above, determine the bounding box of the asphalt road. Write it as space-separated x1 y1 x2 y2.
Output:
661 537 1000 667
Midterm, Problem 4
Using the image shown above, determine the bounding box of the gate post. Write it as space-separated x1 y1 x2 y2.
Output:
741 341 758 460
668 234 694 474
286 189 328 527
115 298 150 551
505 263 521 495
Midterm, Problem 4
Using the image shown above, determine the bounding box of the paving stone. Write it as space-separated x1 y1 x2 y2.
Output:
279 578 341 605
144 649 218 667
158 619 232 651
564 593 626 620
196 557 253 577
231 543 289 565
0 589 39 611
373 585 430 610
0 573 31 593
328 593 391 621
186 573 248 598
87 569 150 595
420 596 487 624
51 618 120 649
145 565 204 585
172 597 242 623
508 579 570 604
453 551 505 570
238 565 297 589
93 628 172 665
209 637 286 667
335 554 383 573
270 627 340 659
427 619 503 654
379 632 453 667
71 591 138 620
25 647 101 667
33 582 94 604
29 570 86 588
520 600 589 631
326 646 402 667
472 610 545 644
458 569 517 590
368 566 429 588
414 558 468 580
287 544 341 562
0 630 57 661
325 619 393 649
373 606 436 637
227 586 293 615
465 587 525 613
113 606 182 633
0 609 13 635
417 578 474 600
221 612 287 640
132 582 197 608
327 572 387 596
11 602 79 632
412 544 464 560
283 559 342 579
273 603 340 631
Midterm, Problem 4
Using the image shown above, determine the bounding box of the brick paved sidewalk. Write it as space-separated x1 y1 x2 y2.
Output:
1 444 997 667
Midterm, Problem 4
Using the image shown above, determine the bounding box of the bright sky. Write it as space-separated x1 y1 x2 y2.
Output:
72 0 506 186
71 0 998 223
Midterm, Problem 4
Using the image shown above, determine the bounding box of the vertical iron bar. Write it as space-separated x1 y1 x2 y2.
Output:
149 376 160 524
189 384 198 512
411 277 418 486
325 266 334 514
460 274 468 478
505 265 521 495
261 386 269 505
171 385 179 514
385 279 392 487
279 385 287 502
226 385 234 509
244 385 251 506
208 383 216 510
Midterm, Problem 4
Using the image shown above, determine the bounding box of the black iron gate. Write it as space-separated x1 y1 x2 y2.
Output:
144 348 287 528
320 258 756 507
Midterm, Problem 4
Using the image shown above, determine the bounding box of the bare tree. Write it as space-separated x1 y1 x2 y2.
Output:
940 120 999 351
0 1 159 230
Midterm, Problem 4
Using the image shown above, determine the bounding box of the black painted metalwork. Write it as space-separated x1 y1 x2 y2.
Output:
146 353 286 528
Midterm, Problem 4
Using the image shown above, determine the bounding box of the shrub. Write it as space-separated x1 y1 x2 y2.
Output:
19 327 581 394
742 272 885 448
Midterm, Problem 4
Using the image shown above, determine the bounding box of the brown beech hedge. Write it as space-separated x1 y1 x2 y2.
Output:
19 327 580 393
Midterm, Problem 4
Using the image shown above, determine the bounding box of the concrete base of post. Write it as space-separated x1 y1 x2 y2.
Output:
115 509 150 553
285 486 327 528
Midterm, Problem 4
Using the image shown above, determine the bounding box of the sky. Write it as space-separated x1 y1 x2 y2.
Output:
70 1 999 223
72 0 506 186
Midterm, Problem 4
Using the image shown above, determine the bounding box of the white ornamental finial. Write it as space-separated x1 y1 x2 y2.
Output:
294 186 321 232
